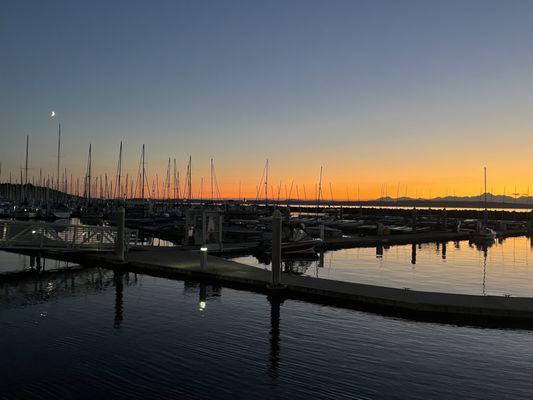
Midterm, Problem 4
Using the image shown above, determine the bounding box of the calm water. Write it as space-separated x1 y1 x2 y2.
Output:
233 236 533 297
2 245 533 399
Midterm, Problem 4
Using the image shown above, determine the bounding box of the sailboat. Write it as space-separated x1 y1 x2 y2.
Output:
470 167 496 242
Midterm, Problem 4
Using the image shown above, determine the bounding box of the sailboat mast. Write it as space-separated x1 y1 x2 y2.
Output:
210 158 214 202
141 144 145 200
317 166 323 215
483 167 488 226
24 135 29 185
116 141 123 199
265 159 269 207
57 123 61 191
87 144 92 203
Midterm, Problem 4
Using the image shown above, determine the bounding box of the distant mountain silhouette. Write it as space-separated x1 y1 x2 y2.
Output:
377 193 533 204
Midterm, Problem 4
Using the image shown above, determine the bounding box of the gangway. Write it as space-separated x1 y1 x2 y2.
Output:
0 220 139 251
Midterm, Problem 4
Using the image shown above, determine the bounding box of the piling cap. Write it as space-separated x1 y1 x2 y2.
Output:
272 209 282 219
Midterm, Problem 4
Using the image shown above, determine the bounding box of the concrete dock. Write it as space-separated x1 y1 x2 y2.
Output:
10 245 533 326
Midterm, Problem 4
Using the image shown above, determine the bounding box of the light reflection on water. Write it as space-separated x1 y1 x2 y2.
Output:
232 236 533 297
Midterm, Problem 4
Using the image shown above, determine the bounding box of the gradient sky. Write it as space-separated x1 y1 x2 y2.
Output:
2 0 533 199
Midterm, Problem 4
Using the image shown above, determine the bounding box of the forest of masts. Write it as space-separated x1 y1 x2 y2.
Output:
0 131 341 206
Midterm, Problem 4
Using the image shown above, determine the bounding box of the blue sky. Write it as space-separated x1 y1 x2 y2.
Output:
2 1 533 198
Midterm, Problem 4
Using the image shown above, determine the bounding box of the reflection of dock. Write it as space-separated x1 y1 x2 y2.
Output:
10 245 533 326
324 231 475 249
0 267 125 309
318 230 525 250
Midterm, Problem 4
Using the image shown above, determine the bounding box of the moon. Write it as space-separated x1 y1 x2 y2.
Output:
50 111 56 118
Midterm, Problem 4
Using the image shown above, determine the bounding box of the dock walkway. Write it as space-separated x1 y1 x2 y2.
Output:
16 245 533 325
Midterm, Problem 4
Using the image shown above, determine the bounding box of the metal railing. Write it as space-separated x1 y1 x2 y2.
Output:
0 220 139 251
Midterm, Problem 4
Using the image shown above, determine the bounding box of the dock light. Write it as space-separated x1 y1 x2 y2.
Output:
200 246 208 269
199 301 206 311
31 230 37 234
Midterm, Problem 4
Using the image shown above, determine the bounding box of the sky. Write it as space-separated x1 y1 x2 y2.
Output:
1 0 533 200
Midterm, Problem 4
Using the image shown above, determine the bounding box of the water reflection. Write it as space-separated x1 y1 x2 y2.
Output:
231 236 533 296
183 281 222 311
0 267 124 309
376 244 383 258
267 295 282 380
114 270 124 329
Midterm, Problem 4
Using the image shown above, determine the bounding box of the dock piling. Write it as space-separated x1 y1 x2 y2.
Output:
412 208 418 233
271 210 282 288
115 206 125 262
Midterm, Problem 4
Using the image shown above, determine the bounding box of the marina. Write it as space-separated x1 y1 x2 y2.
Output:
4 2 533 398
2 214 533 325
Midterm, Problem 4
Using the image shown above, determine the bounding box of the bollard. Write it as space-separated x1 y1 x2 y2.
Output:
115 206 125 262
200 245 208 269
271 210 282 288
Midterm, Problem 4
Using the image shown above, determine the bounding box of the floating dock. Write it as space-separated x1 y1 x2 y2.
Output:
8 245 533 326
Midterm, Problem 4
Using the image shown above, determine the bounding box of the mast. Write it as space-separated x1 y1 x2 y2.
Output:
189 156 192 203
317 166 323 216
166 157 171 203
86 144 92 203
483 167 488 226
115 141 123 200
173 158 177 200
24 135 29 186
265 159 269 207
141 144 145 200
210 158 214 202
57 123 61 191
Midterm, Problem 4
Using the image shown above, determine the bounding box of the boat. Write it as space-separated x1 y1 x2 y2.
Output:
52 204 72 219
281 238 321 255
470 227 496 242
305 225 342 238
471 167 496 243
272 222 322 255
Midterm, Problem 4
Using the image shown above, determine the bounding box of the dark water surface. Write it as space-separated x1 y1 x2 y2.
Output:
1 254 533 399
